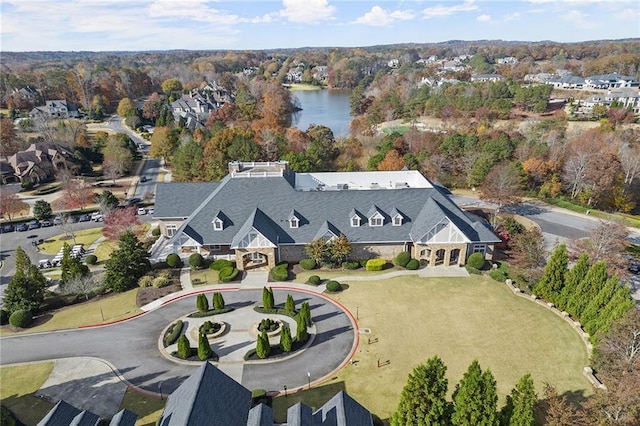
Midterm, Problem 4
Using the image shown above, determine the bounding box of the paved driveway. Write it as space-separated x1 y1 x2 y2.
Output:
0 288 356 395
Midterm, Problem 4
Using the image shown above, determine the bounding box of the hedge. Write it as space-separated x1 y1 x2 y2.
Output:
270 265 289 281
163 320 183 347
189 253 205 269
366 258 386 271
299 258 316 270
219 266 240 282
308 275 322 285
152 227 161 237
489 269 509 282
394 251 411 267
467 252 486 270
405 259 420 270
342 261 360 270
9 310 33 328
210 259 234 271
325 280 342 292
166 253 182 268
84 254 98 265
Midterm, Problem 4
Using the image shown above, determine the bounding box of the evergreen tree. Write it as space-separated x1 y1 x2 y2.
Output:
500 373 536 426
592 286 635 336
262 286 274 310
196 294 209 312
534 244 568 305
177 335 191 359
256 330 270 358
581 276 620 335
32 200 52 220
558 253 589 311
280 324 293 352
391 356 451 426
212 292 225 310
3 247 47 314
566 260 608 319
296 312 309 343
198 332 213 361
60 243 88 285
452 360 499 426
299 301 311 326
104 231 150 292
285 294 295 313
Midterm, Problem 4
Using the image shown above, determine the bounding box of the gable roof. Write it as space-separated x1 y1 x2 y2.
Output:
159 362 251 426
246 404 273 426
313 390 374 426
37 400 100 426
108 409 138 426
229 208 281 248
154 182 219 218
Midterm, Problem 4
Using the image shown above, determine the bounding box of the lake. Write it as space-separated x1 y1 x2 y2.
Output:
289 89 352 137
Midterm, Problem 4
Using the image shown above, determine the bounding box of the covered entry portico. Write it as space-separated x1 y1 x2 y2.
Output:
235 248 276 271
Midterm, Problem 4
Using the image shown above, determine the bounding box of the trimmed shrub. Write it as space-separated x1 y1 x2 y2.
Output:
252 389 267 399
326 280 342 292
163 320 183 347
467 252 486 270
138 275 154 287
9 310 32 328
280 325 292 352
359 259 370 267
405 259 420 270
198 332 213 360
308 275 322 285
166 253 182 268
262 287 274 310
219 266 239 282
295 313 308 343
152 275 171 288
189 253 205 269
366 258 386 271
299 301 311 326
395 251 411 267
466 266 482 275
212 292 225 310
0 309 9 325
210 259 234 271
342 261 360 270
489 269 509 282
258 318 279 332
285 294 295 313
299 258 316 270
85 254 98 265
196 294 209 312
177 335 191 359
256 330 270 359
270 265 288 281
152 227 161 237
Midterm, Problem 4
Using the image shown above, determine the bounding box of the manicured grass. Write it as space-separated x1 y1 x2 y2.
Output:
0 362 55 425
119 388 164 425
94 239 118 262
284 83 322 91
39 228 104 255
272 381 349 423
293 267 394 283
0 288 140 336
315 275 591 421
190 268 219 286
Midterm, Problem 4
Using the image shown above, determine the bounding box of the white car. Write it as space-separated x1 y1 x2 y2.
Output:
91 212 103 222
147 207 154 215
137 207 147 215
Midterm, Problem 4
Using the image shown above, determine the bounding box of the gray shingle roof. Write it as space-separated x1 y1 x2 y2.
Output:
313 391 374 426
159 362 251 426
154 182 219 218
286 403 313 426
37 401 99 426
108 409 138 426
246 404 273 426
164 172 499 248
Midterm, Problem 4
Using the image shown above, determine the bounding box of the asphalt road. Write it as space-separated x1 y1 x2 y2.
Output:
0 289 355 394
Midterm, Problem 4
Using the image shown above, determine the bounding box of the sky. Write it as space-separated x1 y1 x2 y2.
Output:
1 0 638 52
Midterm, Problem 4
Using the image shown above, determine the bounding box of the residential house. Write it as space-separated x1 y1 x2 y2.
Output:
30 99 79 119
580 88 640 114
497 56 518 65
585 73 639 89
6 142 74 183
154 161 499 270
37 401 137 426
2 85 41 108
312 65 329 83
524 73 554 84
171 82 234 130
158 362 373 426
545 74 585 89
387 59 400 69
470 74 506 83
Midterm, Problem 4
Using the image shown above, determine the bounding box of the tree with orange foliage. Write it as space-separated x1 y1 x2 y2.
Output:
377 149 406 171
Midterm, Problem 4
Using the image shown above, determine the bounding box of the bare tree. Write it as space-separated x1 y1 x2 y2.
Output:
563 152 589 199
569 220 629 275
618 142 640 186
0 189 29 219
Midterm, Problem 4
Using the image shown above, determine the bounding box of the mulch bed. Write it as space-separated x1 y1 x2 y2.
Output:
136 282 182 307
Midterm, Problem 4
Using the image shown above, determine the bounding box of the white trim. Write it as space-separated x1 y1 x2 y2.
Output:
212 217 223 231
369 212 384 227
290 217 299 229
351 216 361 227
393 214 403 226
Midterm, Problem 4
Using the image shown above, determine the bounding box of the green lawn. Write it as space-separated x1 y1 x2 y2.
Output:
274 274 592 422
94 239 118 262
0 288 140 336
0 362 55 425
39 228 104 255
119 388 165 425
190 268 219 286
293 267 395 283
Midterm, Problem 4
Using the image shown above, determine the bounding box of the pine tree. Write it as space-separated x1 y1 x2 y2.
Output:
256 330 270 358
3 247 47 314
558 253 589 312
280 324 292 352
500 373 536 426
391 356 451 425
534 244 568 305
196 294 209 312
285 294 295 313
198 332 213 360
581 276 619 335
104 231 150 292
213 292 225 310
262 286 274 310
591 286 635 336
452 360 499 426
177 335 191 359
566 260 608 320
296 312 309 343
299 301 311 326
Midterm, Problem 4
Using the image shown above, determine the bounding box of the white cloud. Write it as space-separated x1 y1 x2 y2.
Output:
355 6 414 26
613 8 640 21
503 12 521 21
422 0 478 19
279 0 335 23
147 0 242 25
562 9 597 28
477 14 491 22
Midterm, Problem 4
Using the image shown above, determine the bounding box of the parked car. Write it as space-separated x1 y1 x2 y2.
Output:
1 224 14 233
42 219 52 227
91 212 103 222
125 197 142 206
28 220 41 230
147 207 154 215
16 223 28 232
78 214 91 222
38 259 52 269
69 215 80 223
53 215 63 225
140 176 148 183
137 207 147 215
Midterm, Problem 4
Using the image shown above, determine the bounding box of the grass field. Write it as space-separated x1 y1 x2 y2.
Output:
0 288 140 336
274 274 592 421
0 362 55 425
119 389 165 425
39 228 104 255
94 239 118 262
284 83 322 91
190 268 219 286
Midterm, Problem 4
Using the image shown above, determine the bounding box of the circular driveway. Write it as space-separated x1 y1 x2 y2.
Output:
0 288 356 394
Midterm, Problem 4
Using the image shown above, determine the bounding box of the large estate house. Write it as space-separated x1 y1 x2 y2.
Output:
154 161 499 271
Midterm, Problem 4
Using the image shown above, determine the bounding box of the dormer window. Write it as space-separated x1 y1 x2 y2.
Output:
393 215 403 226
369 213 384 227
290 217 299 229
213 218 223 231
351 216 361 227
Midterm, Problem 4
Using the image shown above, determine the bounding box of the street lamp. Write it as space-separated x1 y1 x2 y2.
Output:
307 372 311 390
284 385 287 397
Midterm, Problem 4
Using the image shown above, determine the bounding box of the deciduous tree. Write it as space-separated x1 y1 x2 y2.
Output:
0 189 29 219
60 179 94 211
116 97 136 118
102 206 142 240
